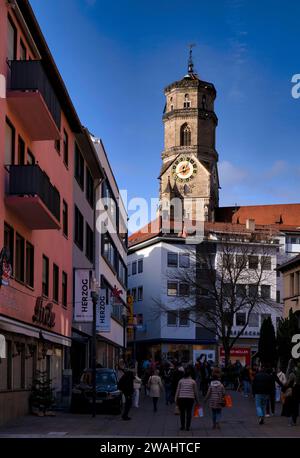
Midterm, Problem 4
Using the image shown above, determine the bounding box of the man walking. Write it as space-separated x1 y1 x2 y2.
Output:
118 368 134 420
252 366 273 425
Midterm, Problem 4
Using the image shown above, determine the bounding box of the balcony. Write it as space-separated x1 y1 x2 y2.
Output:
7 60 61 141
5 165 60 230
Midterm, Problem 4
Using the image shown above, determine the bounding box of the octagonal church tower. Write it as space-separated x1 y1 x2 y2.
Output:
159 50 219 222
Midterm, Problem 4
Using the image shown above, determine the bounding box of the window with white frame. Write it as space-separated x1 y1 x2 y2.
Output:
167 253 178 267
179 310 189 326
248 313 259 327
167 282 178 296
167 311 177 326
138 286 143 301
179 253 190 268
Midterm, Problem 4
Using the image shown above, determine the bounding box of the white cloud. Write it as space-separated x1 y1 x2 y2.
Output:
219 160 248 186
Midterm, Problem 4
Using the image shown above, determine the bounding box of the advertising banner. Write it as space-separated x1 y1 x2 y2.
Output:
96 289 111 332
74 269 93 322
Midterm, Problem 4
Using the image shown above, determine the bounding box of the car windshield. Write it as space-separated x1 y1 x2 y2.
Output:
96 372 116 386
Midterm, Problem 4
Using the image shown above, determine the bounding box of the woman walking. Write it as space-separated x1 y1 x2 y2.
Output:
281 373 300 426
205 367 226 429
148 369 164 412
175 368 199 431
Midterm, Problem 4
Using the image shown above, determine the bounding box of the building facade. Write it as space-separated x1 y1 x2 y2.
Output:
278 255 300 322
0 0 83 424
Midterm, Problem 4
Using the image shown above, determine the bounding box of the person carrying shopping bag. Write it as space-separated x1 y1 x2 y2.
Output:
204 367 226 430
147 370 164 412
175 368 200 431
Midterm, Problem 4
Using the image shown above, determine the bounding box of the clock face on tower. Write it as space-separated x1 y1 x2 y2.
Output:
172 157 198 183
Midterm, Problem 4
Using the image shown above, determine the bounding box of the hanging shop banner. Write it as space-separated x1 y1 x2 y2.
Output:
74 269 93 322
96 289 111 332
0 335 6 358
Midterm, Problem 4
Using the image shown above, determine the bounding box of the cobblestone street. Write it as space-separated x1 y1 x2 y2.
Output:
0 390 300 438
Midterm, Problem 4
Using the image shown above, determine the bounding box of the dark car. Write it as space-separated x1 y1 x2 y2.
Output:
70 368 122 414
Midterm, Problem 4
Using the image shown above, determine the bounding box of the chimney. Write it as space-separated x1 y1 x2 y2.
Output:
246 219 255 231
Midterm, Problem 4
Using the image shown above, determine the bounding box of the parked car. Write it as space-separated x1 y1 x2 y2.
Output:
70 368 122 414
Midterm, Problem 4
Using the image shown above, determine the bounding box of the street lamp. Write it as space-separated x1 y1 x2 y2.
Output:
91 277 99 418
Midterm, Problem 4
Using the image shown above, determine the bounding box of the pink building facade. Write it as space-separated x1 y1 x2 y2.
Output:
0 0 82 424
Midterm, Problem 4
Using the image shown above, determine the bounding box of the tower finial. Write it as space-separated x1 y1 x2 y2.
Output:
188 43 196 74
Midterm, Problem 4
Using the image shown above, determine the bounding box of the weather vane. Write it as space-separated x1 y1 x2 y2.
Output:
188 43 196 74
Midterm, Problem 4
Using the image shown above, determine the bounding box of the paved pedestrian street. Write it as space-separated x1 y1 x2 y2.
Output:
0 391 300 438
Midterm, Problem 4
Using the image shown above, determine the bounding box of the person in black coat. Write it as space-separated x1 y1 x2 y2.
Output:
281 374 300 426
252 367 273 425
118 369 134 420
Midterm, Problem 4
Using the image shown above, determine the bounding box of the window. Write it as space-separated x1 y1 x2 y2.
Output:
276 290 281 303
25 242 34 288
290 273 295 296
179 253 190 268
179 283 190 297
102 181 117 223
236 284 247 298
248 313 259 327
27 149 35 165
180 123 191 146
132 288 137 302
53 264 59 303
236 313 246 326
236 255 246 269
102 233 117 270
63 129 68 166
183 94 191 108
42 255 49 297
167 282 178 296
4 222 14 271
261 256 272 270
62 271 67 308
167 311 177 326
138 259 143 273
132 261 137 275
276 265 281 278
85 223 94 263
7 15 17 61
118 258 127 286
18 136 25 165
5 118 15 165
15 233 25 282
167 253 178 267
179 310 189 326
138 286 143 301
86 167 94 208
223 283 232 297
199 287 209 296
261 285 271 299
249 284 258 298
54 138 60 154
249 256 259 269
19 40 27 60
74 206 84 250
62 200 68 237
75 143 84 189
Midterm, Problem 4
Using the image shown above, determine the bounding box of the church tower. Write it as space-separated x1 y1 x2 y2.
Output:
159 49 219 222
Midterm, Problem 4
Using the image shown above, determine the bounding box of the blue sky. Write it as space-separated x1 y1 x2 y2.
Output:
30 0 300 210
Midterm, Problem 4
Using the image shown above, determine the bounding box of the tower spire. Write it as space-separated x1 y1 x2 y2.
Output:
188 43 196 74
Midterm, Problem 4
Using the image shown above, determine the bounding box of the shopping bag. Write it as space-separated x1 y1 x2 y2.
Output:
193 404 204 418
174 404 180 415
224 394 233 408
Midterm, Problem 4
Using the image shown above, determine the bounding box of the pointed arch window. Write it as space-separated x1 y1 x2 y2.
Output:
180 123 191 146
183 94 191 108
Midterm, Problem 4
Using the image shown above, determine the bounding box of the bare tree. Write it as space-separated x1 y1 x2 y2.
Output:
155 230 280 368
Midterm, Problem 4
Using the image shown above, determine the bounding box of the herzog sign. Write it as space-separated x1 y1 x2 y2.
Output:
74 269 93 322
96 289 111 332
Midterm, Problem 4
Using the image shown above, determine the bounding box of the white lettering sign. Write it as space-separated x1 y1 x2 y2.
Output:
74 269 93 322
96 289 111 332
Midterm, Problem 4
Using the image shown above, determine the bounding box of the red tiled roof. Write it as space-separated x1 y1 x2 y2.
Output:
216 203 300 226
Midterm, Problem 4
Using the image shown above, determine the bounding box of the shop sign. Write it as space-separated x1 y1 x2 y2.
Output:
219 347 251 365
96 289 111 332
32 296 55 328
74 269 93 322
0 334 6 358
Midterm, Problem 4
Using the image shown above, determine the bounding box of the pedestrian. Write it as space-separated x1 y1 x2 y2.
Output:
204 367 226 430
265 367 276 417
162 364 173 405
276 367 286 403
241 365 251 398
133 372 142 408
147 369 164 412
118 368 134 421
252 366 273 425
175 368 200 431
281 373 300 426
200 360 211 396
171 364 184 401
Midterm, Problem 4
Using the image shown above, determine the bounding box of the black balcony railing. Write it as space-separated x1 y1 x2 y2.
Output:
8 60 61 130
8 165 60 222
